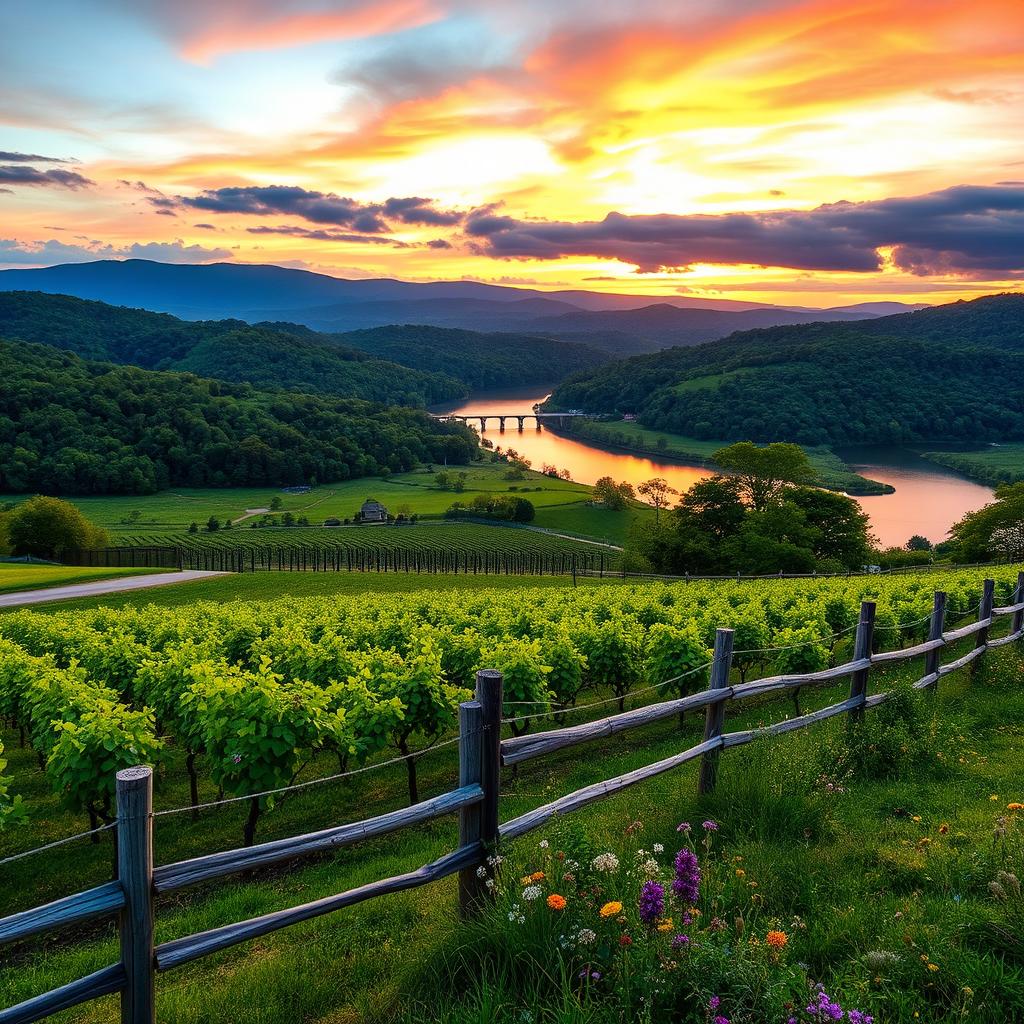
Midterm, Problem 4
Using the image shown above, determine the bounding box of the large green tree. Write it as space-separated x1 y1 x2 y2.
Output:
950 482 1024 562
6 496 108 558
713 442 815 510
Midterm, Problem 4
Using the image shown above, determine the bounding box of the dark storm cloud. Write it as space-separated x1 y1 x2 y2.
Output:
465 184 1024 277
0 150 73 163
157 185 463 233
0 165 94 189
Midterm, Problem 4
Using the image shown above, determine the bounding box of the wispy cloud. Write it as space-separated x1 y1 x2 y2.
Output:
0 166 93 189
0 237 233 267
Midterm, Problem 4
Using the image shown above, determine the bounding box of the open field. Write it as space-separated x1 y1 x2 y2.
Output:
0 564 159 596
1 568 1022 1022
924 445 1024 486
558 419 895 495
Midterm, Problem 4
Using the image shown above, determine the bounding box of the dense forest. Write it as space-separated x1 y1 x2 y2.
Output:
0 292 607 402
0 338 477 494
318 323 610 389
0 292 466 406
549 294 1024 446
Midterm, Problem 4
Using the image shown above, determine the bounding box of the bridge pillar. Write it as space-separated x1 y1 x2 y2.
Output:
498 416 506 432
516 416 525 431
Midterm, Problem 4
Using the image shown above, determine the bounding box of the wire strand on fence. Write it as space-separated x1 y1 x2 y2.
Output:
0 821 118 867
151 729 482 818
502 661 713 727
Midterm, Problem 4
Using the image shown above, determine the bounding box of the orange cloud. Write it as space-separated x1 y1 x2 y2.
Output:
181 0 442 64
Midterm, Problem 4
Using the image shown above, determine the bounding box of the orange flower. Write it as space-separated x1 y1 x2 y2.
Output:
765 930 788 949
546 893 566 911
600 901 623 918
1008 803 1024 811
938 823 949 834
530 871 545 882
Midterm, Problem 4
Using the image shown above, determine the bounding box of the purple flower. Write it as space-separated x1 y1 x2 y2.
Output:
713 1016 730 1024
677 821 692 833
709 995 720 1010
231 754 242 764
701 820 718 831
672 933 690 949
672 847 701 903
639 880 665 925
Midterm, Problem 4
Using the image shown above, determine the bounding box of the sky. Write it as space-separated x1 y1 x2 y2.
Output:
1 0 1022 306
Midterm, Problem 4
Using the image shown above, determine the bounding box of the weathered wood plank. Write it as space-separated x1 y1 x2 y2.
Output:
0 964 125 1024
923 592 947 693
155 844 481 972
475 670 503 850
992 600 1024 616
0 881 124 946
698 629 734 795
457 702 486 919
941 617 992 643
912 671 941 690
500 688 725 765
848 601 876 725
721 695 865 749
937 645 986 676
154 785 483 893
988 628 1024 648
499 737 721 842
870 639 943 665
731 659 868 699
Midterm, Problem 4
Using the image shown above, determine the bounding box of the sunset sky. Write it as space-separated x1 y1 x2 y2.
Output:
1 0 1022 306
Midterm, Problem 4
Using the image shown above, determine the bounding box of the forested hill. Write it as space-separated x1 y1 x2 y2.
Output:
320 324 610 389
0 291 610 399
0 291 466 406
0 338 477 495
548 293 1024 446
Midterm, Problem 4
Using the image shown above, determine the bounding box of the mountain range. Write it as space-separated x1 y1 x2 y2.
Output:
0 260 925 356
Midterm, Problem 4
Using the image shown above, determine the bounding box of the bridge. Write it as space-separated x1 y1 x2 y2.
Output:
434 411 589 432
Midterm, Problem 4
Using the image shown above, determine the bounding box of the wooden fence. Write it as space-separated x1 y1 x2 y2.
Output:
2 573 1023 1024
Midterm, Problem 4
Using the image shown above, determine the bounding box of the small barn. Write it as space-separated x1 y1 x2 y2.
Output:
358 499 389 524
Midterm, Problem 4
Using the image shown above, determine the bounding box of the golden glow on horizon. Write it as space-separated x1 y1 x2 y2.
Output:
1 0 1022 306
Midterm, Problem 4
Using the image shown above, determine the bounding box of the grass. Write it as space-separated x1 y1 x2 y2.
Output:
1 602 1022 1022
559 419 895 496
923 445 1024 486
2 464 593 536
0 564 159 595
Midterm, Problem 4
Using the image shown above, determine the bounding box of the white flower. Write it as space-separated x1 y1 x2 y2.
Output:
476 865 488 879
640 857 659 878
517 914 526 924
591 852 620 873
487 854 504 867
508 903 521 922
653 843 664 854
566 859 579 871
522 885 542 901
485 878 495 891
577 928 597 945
539 839 549 849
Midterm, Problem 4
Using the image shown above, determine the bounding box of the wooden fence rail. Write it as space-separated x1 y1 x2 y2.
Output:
2 572 1023 1024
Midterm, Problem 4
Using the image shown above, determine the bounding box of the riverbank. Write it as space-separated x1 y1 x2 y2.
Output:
923 444 1024 487
549 417 894 495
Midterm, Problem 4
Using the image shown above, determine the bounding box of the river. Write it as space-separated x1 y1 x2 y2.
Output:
433 388 994 548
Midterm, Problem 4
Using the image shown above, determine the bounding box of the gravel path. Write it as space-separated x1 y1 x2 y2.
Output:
0 571 227 608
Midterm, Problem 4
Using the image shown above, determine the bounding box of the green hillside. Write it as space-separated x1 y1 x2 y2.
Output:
549 293 1024 446
0 338 476 494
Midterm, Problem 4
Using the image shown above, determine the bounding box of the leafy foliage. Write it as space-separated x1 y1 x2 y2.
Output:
4 496 108 558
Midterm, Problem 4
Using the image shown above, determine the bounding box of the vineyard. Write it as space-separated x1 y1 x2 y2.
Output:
2 566 1021 853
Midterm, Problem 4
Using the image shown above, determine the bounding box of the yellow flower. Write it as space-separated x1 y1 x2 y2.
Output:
911 815 922 823
989 795 999 801
546 893 566 911
530 871 545 882
765 930 788 949
735 868 746 877
657 918 673 932
600 901 623 918
927 963 940 972
963 987 974 997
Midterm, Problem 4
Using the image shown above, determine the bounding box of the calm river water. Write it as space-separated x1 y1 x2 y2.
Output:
433 389 994 547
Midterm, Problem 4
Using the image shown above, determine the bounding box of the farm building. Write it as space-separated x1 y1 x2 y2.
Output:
358 500 388 523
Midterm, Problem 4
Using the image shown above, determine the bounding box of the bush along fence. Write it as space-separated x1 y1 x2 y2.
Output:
61 546 606 577
1 574 1023 1024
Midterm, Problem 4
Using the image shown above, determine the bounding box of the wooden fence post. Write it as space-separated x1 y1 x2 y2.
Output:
117 766 155 1024
474 670 503 859
697 628 734 796
972 578 995 676
1013 571 1024 637
924 591 946 691
457 700 485 918
848 601 876 724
